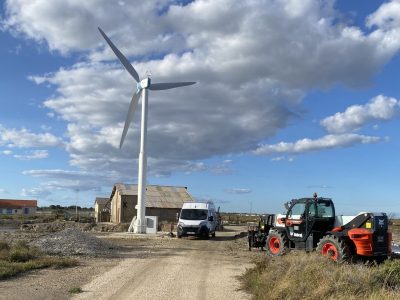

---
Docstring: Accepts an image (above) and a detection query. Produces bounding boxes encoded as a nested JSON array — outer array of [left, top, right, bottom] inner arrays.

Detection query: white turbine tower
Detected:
[[98, 27, 196, 234]]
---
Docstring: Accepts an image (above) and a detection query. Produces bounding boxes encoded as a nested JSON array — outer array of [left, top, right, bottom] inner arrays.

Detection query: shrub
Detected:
[[8, 241, 40, 262], [68, 287, 83, 294], [9, 248, 34, 262], [37, 256, 79, 268]]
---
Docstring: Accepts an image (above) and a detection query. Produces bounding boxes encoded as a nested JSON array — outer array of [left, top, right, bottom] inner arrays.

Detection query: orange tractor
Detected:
[[265, 194, 392, 262]]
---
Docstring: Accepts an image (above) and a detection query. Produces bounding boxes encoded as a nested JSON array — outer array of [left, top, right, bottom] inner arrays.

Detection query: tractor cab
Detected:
[[275, 196, 336, 251]]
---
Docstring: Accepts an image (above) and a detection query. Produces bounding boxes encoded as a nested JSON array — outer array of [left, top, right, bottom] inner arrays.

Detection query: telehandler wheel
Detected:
[[266, 230, 288, 256], [317, 235, 350, 263]]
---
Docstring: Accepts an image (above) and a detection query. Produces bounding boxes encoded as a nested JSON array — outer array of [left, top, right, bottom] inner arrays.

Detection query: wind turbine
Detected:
[[98, 27, 196, 234]]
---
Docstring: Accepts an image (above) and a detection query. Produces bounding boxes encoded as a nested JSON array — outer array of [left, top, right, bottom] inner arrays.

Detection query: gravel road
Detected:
[[74, 227, 252, 300], [0, 226, 257, 300]]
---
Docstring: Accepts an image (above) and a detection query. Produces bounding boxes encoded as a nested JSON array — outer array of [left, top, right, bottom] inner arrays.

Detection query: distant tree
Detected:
[[388, 212, 397, 225]]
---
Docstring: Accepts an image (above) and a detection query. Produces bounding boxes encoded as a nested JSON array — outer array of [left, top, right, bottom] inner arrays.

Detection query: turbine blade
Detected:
[[98, 27, 140, 83], [149, 82, 196, 91], [120, 90, 141, 149]]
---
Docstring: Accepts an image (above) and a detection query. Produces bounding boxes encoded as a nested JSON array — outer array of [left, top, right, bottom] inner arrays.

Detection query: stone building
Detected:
[[106, 183, 194, 224]]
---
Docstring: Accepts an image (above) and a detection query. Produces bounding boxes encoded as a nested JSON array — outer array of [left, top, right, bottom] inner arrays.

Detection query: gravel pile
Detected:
[[21, 221, 94, 233], [30, 228, 115, 256]]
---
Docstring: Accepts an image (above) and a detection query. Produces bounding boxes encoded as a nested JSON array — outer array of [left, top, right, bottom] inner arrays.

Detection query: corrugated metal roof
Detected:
[[111, 183, 194, 209], [0, 199, 37, 209]]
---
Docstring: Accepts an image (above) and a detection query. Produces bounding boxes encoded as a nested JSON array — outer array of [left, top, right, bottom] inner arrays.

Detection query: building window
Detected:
[[7, 208, 12, 214], [24, 208, 29, 214]]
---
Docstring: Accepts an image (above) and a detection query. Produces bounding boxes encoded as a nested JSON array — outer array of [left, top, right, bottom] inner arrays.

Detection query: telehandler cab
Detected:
[[266, 194, 392, 262]]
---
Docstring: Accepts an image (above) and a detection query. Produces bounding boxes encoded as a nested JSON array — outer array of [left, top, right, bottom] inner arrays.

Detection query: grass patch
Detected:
[[242, 252, 400, 300], [68, 287, 83, 294], [0, 241, 78, 280]]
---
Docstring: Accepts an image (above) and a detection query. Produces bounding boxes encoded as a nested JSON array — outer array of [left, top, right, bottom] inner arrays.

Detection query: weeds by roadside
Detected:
[[0, 240, 78, 280], [242, 252, 400, 300], [68, 287, 83, 294]]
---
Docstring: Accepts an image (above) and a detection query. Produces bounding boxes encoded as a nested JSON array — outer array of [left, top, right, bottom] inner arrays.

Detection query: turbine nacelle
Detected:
[[138, 78, 151, 90]]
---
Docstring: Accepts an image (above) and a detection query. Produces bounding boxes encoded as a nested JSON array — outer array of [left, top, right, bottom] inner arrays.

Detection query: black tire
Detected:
[[266, 230, 289, 256], [177, 227, 183, 239], [375, 256, 388, 264], [317, 235, 351, 263], [211, 232, 216, 238]]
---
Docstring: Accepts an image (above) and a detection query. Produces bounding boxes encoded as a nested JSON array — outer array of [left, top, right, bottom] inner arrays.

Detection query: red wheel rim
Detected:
[[321, 242, 338, 260], [269, 236, 280, 254]]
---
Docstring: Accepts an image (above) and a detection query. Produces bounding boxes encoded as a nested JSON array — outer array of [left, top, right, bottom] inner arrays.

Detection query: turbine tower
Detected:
[[98, 27, 196, 233]]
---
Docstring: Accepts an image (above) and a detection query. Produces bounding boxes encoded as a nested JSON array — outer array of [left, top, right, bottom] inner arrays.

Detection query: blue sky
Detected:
[[0, 0, 399, 215]]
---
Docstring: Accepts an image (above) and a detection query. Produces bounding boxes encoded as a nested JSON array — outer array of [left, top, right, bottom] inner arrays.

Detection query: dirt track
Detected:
[[0, 226, 257, 300], [74, 227, 252, 300]]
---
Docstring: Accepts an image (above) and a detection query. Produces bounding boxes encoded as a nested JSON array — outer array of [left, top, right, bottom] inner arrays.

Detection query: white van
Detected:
[[177, 202, 217, 239]]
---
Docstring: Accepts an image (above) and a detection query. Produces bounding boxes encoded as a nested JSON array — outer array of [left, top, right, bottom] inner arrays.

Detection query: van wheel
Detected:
[[212, 232, 216, 238]]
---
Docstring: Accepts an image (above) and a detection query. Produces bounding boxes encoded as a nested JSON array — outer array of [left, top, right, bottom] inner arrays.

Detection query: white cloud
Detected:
[[321, 95, 400, 133], [0, 124, 63, 148], [2, 150, 13, 155], [0, 188, 9, 194], [306, 184, 332, 189], [40, 124, 52, 131], [271, 156, 294, 162], [32, 64, 296, 177], [367, 0, 400, 30], [2, 0, 183, 56], [3, 1, 400, 184], [21, 187, 51, 199], [13, 150, 49, 160], [225, 188, 252, 194], [4, 1, 400, 88], [22, 169, 119, 191], [253, 134, 382, 155]]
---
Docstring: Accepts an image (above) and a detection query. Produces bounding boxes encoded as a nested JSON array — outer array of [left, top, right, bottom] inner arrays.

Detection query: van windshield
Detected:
[[180, 209, 208, 220]]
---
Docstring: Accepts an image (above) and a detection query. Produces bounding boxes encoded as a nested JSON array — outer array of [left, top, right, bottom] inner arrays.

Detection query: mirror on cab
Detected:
[[208, 216, 214, 222]]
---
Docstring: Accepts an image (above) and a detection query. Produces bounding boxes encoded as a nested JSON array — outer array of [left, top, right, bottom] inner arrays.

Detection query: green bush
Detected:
[[68, 287, 83, 294], [0, 238, 79, 280], [8, 241, 40, 262], [9, 248, 34, 262]]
